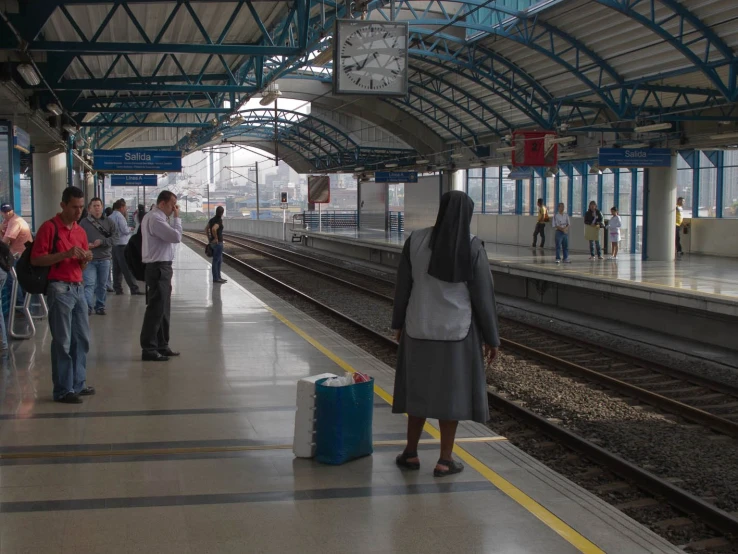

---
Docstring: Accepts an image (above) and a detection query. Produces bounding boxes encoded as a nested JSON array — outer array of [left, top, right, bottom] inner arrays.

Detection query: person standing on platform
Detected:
[[109, 199, 143, 296], [103, 207, 115, 293], [391, 191, 499, 477], [31, 186, 94, 404], [676, 196, 685, 258], [1, 203, 32, 310], [552, 202, 571, 264], [80, 198, 118, 316], [584, 201, 604, 260], [139, 191, 182, 362], [207, 206, 227, 284], [532, 198, 548, 248], [608, 207, 622, 260]]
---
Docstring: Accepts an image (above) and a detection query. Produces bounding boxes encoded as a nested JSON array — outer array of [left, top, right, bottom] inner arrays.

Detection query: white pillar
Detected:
[[452, 169, 465, 191], [33, 152, 68, 228], [644, 154, 677, 261]]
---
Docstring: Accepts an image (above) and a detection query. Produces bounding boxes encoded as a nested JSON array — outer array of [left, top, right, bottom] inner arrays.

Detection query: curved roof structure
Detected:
[[2, 0, 737, 170]]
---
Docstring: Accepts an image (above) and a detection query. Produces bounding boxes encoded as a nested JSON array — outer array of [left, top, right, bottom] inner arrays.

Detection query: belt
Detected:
[[148, 261, 172, 265], [49, 280, 83, 285]]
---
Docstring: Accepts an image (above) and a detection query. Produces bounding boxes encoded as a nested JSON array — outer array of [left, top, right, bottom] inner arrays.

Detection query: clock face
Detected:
[[335, 21, 408, 96]]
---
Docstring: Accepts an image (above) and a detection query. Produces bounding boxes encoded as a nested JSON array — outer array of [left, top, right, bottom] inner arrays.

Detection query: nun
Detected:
[[391, 190, 500, 476]]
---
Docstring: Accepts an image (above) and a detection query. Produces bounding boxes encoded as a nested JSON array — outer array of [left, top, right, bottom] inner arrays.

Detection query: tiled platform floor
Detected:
[[0, 245, 681, 553]]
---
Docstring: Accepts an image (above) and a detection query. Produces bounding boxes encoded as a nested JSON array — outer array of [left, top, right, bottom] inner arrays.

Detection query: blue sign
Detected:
[[111, 174, 158, 187], [13, 126, 30, 154], [375, 171, 418, 183], [598, 148, 672, 168], [93, 149, 182, 172]]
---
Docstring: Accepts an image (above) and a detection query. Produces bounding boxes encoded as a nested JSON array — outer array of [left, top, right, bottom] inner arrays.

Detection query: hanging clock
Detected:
[[333, 20, 409, 96]]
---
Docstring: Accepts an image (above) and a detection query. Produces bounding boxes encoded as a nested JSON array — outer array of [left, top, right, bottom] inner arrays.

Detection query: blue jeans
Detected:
[[211, 243, 224, 281], [555, 230, 569, 261], [589, 240, 601, 257], [47, 282, 89, 399], [0, 268, 7, 350], [83, 259, 111, 312]]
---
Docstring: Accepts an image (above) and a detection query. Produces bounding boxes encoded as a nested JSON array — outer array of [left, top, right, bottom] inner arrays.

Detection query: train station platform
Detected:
[[0, 244, 681, 553], [298, 229, 738, 350]]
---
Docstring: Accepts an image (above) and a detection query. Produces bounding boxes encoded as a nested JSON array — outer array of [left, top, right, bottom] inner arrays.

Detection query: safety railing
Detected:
[[302, 211, 358, 230]]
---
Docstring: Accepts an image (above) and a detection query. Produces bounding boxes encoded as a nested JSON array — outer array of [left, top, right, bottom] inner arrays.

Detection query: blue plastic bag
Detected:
[[314, 377, 374, 465]]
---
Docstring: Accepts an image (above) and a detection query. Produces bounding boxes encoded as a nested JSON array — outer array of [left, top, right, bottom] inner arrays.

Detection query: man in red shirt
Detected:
[[31, 187, 95, 404]]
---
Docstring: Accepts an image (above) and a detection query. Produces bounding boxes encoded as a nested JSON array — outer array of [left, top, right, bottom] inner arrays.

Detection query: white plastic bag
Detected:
[[322, 373, 355, 387]]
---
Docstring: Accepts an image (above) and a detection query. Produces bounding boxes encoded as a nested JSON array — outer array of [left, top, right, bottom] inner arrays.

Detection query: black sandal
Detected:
[[396, 451, 420, 470], [433, 458, 464, 477]]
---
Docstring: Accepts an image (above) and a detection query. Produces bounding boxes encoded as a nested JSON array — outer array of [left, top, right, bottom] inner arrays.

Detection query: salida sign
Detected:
[[93, 149, 182, 173]]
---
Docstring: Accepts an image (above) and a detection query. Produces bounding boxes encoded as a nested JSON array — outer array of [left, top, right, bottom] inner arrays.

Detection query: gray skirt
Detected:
[[392, 322, 489, 423]]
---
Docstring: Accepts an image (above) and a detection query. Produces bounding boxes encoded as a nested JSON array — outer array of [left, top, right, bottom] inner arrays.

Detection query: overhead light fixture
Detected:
[[558, 151, 578, 159], [497, 146, 516, 153], [312, 43, 333, 66], [46, 103, 63, 115], [709, 132, 738, 141], [545, 167, 557, 178], [634, 122, 672, 133], [260, 83, 282, 106], [63, 123, 78, 135], [589, 164, 603, 175], [354, 166, 364, 171], [415, 158, 429, 164], [450, 153, 464, 159], [83, 148, 93, 156], [469, 162, 484, 167], [622, 143, 649, 148], [213, 131, 223, 139], [385, 163, 398, 168], [17, 63, 41, 86], [228, 115, 244, 127], [550, 136, 577, 145]]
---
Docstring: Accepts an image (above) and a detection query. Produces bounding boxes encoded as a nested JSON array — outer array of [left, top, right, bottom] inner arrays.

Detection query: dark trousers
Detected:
[[112, 245, 140, 293], [533, 222, 546, 247], [140, 262, 172, 354], [675, 226, 683, 254]]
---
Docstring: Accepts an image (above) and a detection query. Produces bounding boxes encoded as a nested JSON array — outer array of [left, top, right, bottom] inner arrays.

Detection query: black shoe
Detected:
[[115, 290, 124, 295], [214, 279, 228, 284], [78, 386, 96, 396], [95, 309, 106, 316], [142, 351, 169, 362], [106, 287, 115, 293], [158, 349, 180, 357], [55, 392, 83, 404], [131, 290, 145, 295]]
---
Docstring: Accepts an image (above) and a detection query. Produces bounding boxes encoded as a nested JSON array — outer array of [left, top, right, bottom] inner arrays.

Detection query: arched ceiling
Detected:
[[2, 0, 737, 171]]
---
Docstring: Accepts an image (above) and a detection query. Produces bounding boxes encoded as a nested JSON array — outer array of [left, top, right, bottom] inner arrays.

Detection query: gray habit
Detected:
[[391, 228, 500, 423]]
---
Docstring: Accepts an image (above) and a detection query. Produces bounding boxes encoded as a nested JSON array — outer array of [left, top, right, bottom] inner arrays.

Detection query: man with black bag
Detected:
[[29, 186, 94, 404]]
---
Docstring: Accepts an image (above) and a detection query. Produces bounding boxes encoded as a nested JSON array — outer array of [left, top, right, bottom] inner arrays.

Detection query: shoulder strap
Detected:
[[88, 217, 111, 237]]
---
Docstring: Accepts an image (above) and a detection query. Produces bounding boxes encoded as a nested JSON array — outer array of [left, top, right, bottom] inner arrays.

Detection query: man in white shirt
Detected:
[[551, 202, 571, 264], [109, 199, 143, 296], [139, 191, 182, 362]]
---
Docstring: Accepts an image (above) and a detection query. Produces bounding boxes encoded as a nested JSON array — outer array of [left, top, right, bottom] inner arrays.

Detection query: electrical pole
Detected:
[[255, 161, 260, 220]]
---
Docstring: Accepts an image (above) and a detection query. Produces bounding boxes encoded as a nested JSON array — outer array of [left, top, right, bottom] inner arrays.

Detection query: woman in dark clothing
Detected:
[[391, 191, 500, 477], [584, 200, 604, 259]]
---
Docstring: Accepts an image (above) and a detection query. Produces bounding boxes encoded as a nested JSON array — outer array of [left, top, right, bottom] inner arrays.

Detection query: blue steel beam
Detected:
[[28, 41, 300, 56]]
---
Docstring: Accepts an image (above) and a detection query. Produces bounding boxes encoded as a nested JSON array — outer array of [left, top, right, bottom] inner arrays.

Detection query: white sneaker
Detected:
[[588, 256, 595, 260], [556, 259, 561, 264]]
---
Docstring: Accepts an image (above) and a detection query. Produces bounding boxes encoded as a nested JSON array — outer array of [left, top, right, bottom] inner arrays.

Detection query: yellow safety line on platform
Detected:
[[266, 308, 606, 554], [0, 437, 506, 461]]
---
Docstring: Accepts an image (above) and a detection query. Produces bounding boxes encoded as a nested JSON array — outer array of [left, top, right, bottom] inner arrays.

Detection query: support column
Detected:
[[644, 154, 678, 261], [33, 152, 68, 229]]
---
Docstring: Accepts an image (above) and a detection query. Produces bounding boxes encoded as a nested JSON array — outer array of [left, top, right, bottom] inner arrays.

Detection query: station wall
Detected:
[[404, 175, 442, 232]]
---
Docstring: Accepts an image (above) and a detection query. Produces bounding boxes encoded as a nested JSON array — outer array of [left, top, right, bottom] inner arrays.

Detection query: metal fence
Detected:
[[388, 211, 404, 234], [303, 210, 358, 230]]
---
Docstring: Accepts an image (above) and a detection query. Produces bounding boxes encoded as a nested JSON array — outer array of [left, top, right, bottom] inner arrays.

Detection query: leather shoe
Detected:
[[158, 349, 180, 357], [78, 386, 96, 396], [55, 392, 83, 404], [142, 351, 169, 362], [131, 290, 145, 295]]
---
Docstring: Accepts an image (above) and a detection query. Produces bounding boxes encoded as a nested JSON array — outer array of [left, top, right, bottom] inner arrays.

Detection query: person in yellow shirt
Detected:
[[532, 198, 548, 248], [675, 196, 684, 258]]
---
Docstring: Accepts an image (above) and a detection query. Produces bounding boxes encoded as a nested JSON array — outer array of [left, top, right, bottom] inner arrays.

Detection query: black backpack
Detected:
[[15, 220, 59, 295], [0, 241, 13, 272], [124, 227, 146, 281]]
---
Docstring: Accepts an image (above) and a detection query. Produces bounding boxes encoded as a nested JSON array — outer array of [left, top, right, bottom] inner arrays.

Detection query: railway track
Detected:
[[183, 232, 738, 549], [191, 231, 738, 439]]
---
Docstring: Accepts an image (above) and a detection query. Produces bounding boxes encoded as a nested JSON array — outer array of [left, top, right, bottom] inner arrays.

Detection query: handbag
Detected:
[[205, 243, 213, 257]]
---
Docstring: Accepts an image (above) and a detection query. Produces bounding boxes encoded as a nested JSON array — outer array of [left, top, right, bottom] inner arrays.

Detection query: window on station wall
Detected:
[[0, 133, 10, 204], [724, 150, 738, 217], [571, 167, 582, 215], [467, 168, 483, 212], [545, 176, 555, 214], [521, 179, 531, 214], [485, 166, 500, 213], [558, 169, 569, 210], [698, 151, 717, 217], [501, 166, 516, 214], [618, 170, 633, 253], [586, 172, 598, 210], [532, 174, 543, 215], [635, 170, 644, 253], [676, 153, 694, 218], [602, 169, 615, 214]]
